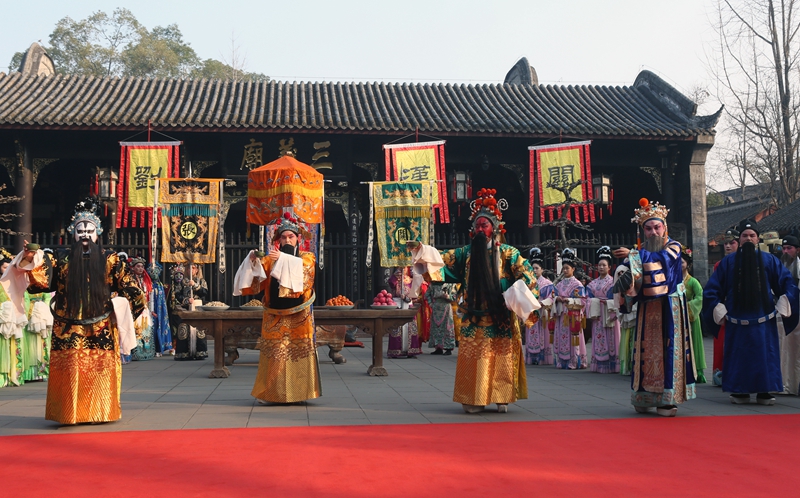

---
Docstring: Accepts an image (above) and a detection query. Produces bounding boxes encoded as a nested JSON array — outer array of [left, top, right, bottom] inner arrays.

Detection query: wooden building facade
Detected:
[[0, 47, 720, 303]]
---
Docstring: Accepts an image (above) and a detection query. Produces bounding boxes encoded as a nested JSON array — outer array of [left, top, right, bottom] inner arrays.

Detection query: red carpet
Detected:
[[2, 414, 799, 497]]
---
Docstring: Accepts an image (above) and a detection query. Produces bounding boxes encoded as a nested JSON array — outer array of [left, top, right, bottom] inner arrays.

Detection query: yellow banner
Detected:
[[540, 148, 583, 206], [128, 148, 170, 208], [395, 148, 439, 205]]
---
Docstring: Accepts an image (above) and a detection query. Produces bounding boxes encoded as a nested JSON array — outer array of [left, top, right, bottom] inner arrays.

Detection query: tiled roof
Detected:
[[0, 71, 720, 137], [757, 197, 800, 233], [707, 199, 773, 242]]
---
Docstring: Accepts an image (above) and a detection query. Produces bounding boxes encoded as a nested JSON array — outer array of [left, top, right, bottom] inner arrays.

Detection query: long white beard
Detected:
[[643, 234, 667, 253]]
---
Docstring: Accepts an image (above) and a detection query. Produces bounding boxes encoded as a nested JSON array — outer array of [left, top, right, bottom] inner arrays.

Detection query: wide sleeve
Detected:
[[768, 254, 799, 332], [685, 277, 703, 323], [109, 254, 147, 320], [569, 283, 587, 313], [509, 248, 539, 299], [26, 253, 56, 294], [194, 277, 209, 300], [301, 252, 316, 296], [440, 246, 467, 285]]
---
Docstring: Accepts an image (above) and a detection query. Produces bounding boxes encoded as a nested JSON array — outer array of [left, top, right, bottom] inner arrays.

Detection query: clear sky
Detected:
[[2, 0, 728, 183]]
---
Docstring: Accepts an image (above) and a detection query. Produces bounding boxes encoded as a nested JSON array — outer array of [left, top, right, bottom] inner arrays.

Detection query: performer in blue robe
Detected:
[[613, 198, 696, 417], [702, 218, 799, 404], [148, 263, 173, 356]]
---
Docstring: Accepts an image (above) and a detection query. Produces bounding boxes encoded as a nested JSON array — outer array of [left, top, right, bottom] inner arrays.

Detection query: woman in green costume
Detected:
[[682, 246, 706, 383], [20, 290, 52, 382]]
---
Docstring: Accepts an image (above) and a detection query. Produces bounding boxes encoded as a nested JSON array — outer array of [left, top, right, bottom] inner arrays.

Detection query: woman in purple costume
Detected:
[[585, 246, 621, 373]]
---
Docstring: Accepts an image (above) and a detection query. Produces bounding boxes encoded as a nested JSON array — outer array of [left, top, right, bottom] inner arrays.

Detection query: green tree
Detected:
[[48, 8, 141, 77], [191, 59, 269, 82], [6, 8, 268, 82], [706, 192, 724, 208], [121, 24, 199, 78]]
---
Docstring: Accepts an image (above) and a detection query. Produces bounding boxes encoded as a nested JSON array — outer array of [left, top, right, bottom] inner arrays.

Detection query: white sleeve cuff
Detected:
[[713, 303, 727, 325], [777, 295, 791, 317]]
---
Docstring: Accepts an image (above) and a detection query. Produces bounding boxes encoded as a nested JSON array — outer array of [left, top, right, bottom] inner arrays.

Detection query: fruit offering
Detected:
[[372, 289, 397, 306], [326, 295, 353, 306]]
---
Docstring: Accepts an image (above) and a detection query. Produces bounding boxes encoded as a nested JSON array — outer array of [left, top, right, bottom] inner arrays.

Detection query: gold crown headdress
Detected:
[[631, 197, 669, 227]]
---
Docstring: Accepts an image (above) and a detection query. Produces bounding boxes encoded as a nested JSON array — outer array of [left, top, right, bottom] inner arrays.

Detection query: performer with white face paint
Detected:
[[9, 198, 147, 425]]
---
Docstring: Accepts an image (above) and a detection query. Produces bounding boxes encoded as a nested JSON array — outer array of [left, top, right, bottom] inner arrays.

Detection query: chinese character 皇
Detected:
[[402, 165, 430, 181], [134, 166, 163, 190], [240, 138, 264, 171]]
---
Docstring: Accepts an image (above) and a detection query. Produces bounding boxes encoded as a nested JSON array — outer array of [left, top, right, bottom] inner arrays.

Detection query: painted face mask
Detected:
[[74, 221, 98, 243], [473, 216, 494, 239]]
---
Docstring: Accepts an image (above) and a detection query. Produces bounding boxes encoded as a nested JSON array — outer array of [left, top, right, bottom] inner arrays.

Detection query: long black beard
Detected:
[[280, 243, 298, 256], [733, 242, 770, 313], [467, 233, 507, 327], [643, 234, 667, 253], [65, 240, 110, 318]]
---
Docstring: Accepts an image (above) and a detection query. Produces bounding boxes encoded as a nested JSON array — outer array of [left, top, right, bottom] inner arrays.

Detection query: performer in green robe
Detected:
[[681, 246, 706, 383]]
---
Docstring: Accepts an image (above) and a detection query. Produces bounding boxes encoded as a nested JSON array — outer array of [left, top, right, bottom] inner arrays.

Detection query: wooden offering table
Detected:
[[175, 307, 419, 378]]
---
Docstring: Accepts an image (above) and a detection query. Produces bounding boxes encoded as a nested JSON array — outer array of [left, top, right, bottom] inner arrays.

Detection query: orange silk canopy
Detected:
[[246, 155, 324, 225]]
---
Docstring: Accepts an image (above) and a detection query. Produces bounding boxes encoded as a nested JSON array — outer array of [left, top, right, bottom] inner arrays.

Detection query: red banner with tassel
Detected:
[[117, 141, 180, 228], [528, 141, 594, 226]]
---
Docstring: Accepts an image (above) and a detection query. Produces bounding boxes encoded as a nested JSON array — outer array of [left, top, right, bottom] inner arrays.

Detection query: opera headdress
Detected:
[[596, 245, 613, 263], [631, 197, 669, 228], [273, 211, 301, 240], [66, 197, 104, 236], [529, 247, 544, 266], [469, 188, 508, 235], [561, 247, 577, 268]]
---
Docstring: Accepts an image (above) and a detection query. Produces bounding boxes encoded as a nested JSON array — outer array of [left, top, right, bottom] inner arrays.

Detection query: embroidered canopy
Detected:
[[246, 155, 324, 225]]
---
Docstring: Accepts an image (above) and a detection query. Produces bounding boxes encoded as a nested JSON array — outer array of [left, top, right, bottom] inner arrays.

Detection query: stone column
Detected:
[[13, 138, 33, 252], [688, 135, 715, 284]]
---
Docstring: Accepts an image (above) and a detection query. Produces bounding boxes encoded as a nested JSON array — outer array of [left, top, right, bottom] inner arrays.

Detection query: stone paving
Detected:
[[1, 336, 798, 436]]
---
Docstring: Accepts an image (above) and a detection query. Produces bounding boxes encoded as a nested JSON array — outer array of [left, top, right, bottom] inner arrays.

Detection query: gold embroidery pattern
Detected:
[[46, 348, 121, 424], [641, 303, 665, 392], [257, 337, 317, 362]]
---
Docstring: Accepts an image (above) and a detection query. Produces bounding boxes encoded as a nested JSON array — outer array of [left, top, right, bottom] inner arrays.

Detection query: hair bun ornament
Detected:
[[639, 198, 649, 207]]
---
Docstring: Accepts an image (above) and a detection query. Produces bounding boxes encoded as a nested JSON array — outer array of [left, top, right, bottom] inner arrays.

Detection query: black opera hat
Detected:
[[782, 235, 800, 248], [737, 218, 759, 237]]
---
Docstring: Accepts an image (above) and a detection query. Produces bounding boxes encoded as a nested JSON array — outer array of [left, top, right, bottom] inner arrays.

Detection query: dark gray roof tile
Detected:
[[0, 73, 717, 136]]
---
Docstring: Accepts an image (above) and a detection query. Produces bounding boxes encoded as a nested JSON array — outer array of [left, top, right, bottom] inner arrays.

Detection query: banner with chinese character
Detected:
[[528, 141, 594, 225], [159, 178, 223, 264], [118, 141, 180, 228], [367, 182, 432, 268], [383, 141, 449, 224]]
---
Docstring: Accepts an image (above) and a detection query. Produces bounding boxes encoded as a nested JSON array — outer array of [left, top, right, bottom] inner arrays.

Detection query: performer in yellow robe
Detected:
[[235, 213, 321, 404], [12, 199, 145, 424], [410, 188, 539, 413]]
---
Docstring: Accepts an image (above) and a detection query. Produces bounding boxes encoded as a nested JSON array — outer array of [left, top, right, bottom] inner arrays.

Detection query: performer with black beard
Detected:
[[11, 199, 146, 424], [613, 198, 696, 417], [234, 212, 320, 404], [409, 188, 539, 414], [703, 219, 799, 405]]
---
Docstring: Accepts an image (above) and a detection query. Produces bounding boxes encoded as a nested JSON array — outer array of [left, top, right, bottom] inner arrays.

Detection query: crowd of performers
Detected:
[[4, 189, 800, 424]]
